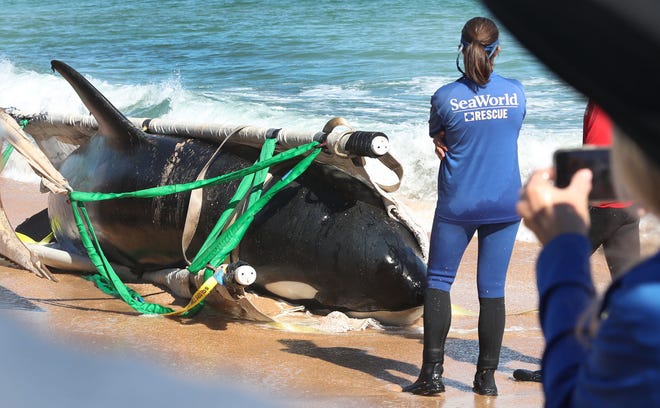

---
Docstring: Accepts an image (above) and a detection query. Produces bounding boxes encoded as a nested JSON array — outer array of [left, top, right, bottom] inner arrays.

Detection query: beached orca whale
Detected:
[[39, 60, 426, 324]]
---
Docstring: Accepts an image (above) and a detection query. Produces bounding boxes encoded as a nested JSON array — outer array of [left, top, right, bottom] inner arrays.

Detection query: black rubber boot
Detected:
[[473, 368, 498, 396], [513, 369, 542, 382], [473, 297, 505, 396], [402, 361, 445, 395], [403, 288, 451, 395]]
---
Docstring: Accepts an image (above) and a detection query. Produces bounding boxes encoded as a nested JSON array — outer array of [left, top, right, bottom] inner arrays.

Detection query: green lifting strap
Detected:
[[70, 140, 322, 316], [0, 119, 27, 171], [0, 145, 13, 172], [72, 200, 175, 314], [190, 143, 322, 274], [69, 141, 319, 202], [190, 137, 277, 276]]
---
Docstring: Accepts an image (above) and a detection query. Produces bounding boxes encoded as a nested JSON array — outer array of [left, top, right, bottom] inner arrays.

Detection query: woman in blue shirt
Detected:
[[404, 17, 526, 397]]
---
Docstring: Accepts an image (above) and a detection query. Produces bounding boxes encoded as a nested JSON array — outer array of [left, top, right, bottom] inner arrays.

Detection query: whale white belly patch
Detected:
[[264, 281, 318, 300]]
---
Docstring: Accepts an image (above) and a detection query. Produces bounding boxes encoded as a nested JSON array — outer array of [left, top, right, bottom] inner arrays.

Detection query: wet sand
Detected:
[[0, 177, 614, 407]]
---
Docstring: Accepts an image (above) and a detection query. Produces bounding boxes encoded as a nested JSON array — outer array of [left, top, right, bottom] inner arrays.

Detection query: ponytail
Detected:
[[458, 17, 500, 86]]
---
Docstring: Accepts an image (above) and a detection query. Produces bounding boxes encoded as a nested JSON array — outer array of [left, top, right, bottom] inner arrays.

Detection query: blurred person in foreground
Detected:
[[516, 122, 660, 407], [483, 0, 660, 406]]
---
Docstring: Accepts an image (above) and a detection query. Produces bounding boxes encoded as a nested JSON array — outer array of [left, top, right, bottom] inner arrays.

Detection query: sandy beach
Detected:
[[0, 177, 614, 407]]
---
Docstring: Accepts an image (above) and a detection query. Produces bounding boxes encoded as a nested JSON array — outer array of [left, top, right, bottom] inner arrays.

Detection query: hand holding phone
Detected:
[[553, 147, 616, 203]]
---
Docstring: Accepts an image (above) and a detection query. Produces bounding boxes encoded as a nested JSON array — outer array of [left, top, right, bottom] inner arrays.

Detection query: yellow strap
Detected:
[[16, 231, 54, 245], [161, 267, 224, 316]]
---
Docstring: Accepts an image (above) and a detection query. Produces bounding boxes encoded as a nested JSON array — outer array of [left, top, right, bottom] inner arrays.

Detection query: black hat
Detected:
[[482, 0, 660, 163]]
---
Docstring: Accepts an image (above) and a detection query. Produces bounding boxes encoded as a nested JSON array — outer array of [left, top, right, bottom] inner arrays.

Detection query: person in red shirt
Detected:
[[582, 100, 640, 278], [513, 100, 641, 383]]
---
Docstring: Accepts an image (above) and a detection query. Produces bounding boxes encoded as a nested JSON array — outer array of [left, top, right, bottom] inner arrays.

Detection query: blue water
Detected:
[[0, 0, 586, 231]]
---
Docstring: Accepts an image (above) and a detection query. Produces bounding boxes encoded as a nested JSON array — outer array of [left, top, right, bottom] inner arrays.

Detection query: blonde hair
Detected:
[[612, 128, 660, 215]]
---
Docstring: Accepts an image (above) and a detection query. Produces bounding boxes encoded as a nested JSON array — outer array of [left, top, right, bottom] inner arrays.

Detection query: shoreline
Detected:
[[0, 176, 614, 407]]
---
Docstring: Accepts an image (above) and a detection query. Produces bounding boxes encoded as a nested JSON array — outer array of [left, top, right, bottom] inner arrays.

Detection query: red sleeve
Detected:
[[583, 100, 631, 208], [583, 100, 612, 146]]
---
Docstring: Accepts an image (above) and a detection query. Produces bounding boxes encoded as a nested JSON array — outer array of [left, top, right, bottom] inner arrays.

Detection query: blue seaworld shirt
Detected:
[[429, 73, 526, 223]]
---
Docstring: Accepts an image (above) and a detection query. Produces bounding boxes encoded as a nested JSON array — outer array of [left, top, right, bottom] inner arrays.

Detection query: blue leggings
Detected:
[[427, 219, 520, 298]]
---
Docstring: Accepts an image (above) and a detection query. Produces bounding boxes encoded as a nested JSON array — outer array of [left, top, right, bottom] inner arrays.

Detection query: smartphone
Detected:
[[553, 147, 616, 202]]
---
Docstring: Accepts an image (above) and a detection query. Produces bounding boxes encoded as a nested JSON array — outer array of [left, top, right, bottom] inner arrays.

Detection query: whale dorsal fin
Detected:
[[50, 60, 144, 148]]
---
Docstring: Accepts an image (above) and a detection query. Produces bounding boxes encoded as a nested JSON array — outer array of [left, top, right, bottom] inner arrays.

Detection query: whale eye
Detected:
[[320, 214, 330, 225]]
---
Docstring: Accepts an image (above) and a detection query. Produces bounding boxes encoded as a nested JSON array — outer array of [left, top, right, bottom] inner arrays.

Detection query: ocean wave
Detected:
[[0, 55, 589, 244], [0, 58, 584, 199], [0, 59, 184, 118]]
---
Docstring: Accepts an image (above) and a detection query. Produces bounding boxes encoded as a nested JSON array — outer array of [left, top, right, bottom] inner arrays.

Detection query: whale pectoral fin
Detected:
[[211, 285, 274, 322], [236, 295, 275, 322], [186, 271, 274, 322]]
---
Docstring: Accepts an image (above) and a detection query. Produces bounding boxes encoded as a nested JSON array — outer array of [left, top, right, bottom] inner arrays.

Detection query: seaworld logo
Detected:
[[450, 93, 520, 123]]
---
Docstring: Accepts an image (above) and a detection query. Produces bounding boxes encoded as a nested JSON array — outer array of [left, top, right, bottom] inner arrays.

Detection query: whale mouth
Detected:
[[347, 306, 423, 327]]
